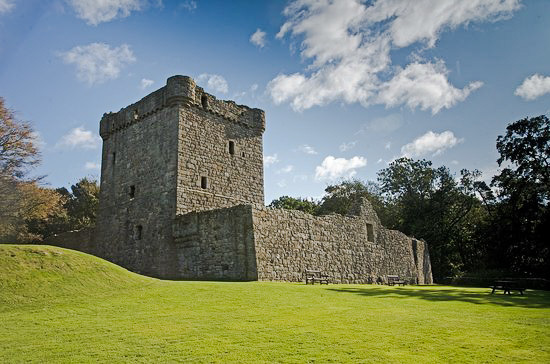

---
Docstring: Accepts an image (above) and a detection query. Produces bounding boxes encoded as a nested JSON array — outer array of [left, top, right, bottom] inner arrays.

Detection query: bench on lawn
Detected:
[[490, 280, 525, 295], [305, 270, 329, 285], [387, 275, 406, 286]]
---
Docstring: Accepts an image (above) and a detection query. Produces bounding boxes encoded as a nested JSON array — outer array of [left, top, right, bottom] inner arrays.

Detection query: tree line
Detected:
[[1, 97, 548, 281], [0, 97, 99, 243]]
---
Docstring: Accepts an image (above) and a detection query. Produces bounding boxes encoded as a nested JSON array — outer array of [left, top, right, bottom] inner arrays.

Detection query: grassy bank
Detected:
[[1, 245, 549, 363]]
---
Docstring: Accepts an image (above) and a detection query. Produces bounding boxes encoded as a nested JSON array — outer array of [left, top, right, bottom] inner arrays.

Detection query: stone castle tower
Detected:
[[94, 75, 265, 277], [52, 75, 432, 284]]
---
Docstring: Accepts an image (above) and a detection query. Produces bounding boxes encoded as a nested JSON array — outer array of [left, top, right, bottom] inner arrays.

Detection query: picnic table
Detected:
[[490, 280, 525, 295], [305, 270, 329, 285], [387, 275, 406, 286]]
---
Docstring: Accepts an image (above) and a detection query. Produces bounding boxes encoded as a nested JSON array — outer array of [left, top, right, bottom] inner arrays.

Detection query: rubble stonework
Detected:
[[63, 75, 432, 283]]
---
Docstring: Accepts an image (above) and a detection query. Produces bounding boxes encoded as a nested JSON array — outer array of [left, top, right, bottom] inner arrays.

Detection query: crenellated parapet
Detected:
[[99, 75, 265, 140]]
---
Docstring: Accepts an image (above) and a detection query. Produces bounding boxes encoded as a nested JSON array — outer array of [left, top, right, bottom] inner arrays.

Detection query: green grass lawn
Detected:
[[1, 245, 549, 363]]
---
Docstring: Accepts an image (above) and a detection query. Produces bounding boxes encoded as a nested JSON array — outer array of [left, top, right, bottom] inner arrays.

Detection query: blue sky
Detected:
[[0, 0, 549, 204]]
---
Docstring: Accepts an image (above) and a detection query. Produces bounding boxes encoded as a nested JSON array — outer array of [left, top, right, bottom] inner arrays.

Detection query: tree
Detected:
[[315, 179, 386, 219], [0, 97, 39, 178], [268, 195, 319, 215], [488, 115, 549, 277], [59, 177, 100, 230], [0, 97, 65, 242], [377, 158, 484, 280]]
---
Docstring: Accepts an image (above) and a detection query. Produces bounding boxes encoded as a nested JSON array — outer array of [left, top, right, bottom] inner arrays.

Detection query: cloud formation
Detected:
[[0, 0, 15, 14], [59, 43, 136, 85], [197, 73, 229, 94], [67, 0, 144, 25], [85, 162, 101, 170], [250, 29, 267, 48], [315, 155, 367, 181], [298, 144, 317, 155], [263, 154, 279, 166], [140, 78, 154, 89], [269, 0, 519, 113], [515, 74, 550, 100], [277, 165, 294, 174], [339, 141, 357, 152], [57, 126, 101, 149], [401, 130, 462, 158]]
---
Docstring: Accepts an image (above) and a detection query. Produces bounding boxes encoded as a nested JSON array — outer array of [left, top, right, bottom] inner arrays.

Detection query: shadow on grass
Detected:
[[326, 286, 550, 309]]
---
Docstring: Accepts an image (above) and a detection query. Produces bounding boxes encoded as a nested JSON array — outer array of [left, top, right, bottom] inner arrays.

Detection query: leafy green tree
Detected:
[[268, 195, 319, 215], [315, 179, 386, 219], [377, 158, 484, 280], [488, 115, 549, 277]]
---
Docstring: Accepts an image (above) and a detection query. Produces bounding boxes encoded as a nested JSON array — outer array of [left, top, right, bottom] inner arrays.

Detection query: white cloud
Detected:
[[377, 61, 483, 114], [0, 0, 15, 14], [315, 155, 367, 181], [514, 74, 550, 101], [277, 179, 287, 188], [277, 165, 294, 174], [359, 113, 403, 134], [85, 162, 101, 170], [270, 0, 519, 113], [400, 130, 462, 158], [57, 126, 101, 149], [250, 28, 267, 48], [59, 43, 136, 85], [384, 142, 391, 150], [180, 0, 196, 12], [197, 73, 229, 94], [30, 131, 46, 151], [140, 78, 154, 89], [298, 144, 317, 155], [250, 84, 258, 92], [339, 141, 356, 152], [263, 153, 279, 166], [67, 0, 144, 25]]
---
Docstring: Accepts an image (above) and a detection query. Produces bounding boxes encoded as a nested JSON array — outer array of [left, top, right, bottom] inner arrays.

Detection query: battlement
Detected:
[[99, 75, 265, 140]]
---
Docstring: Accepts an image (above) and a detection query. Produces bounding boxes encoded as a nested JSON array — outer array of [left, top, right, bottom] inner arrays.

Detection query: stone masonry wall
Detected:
[[176, 95, 265, 215], [95, 105, 180, 278], [173, 205, 257, 280], [252, 199, 433, 284]]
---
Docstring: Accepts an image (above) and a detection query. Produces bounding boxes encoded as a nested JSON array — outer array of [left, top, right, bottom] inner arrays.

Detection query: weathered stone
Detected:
[[48, 75, 432, 284]]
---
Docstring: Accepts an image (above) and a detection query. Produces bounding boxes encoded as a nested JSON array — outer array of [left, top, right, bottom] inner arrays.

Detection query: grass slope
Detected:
[[1, 244, 549, 363]]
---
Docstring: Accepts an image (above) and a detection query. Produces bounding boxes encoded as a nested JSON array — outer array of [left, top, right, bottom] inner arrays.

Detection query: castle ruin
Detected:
[[51, 75, 433, 284]]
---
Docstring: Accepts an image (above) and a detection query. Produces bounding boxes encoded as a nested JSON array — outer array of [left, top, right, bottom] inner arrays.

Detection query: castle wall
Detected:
[[176, 97, 265, 215], [252, 206, 432, 284], [173, 205, 257, 280], [169, 201, 433, 284], [95, 106, 180, 278]]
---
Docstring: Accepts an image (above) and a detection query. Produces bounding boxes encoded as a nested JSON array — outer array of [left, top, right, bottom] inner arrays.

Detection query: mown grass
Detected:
[[1, 244, 549, 363]]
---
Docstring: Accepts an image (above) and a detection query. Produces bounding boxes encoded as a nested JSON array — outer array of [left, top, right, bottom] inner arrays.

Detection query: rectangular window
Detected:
[[135, 225, 143, 240], [129, 185, 135, 198], [112, 152, 116, 165], [201, 176, 208, 189], [229, 141, 235, 155], [366, 223, 374, 242]]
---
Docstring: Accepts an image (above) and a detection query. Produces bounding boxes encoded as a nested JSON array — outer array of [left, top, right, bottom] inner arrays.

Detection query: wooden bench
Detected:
[[305, 270, 329, 285], [387, 275, 406, 286], [490, 280, 525, 295]]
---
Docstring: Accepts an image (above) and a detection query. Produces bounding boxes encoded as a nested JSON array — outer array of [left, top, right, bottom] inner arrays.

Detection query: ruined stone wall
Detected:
[[173, 205, 257, 280], [44, 228, 94, 253], [252, 200, 433, 284], [176, 90, 265, 215]]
